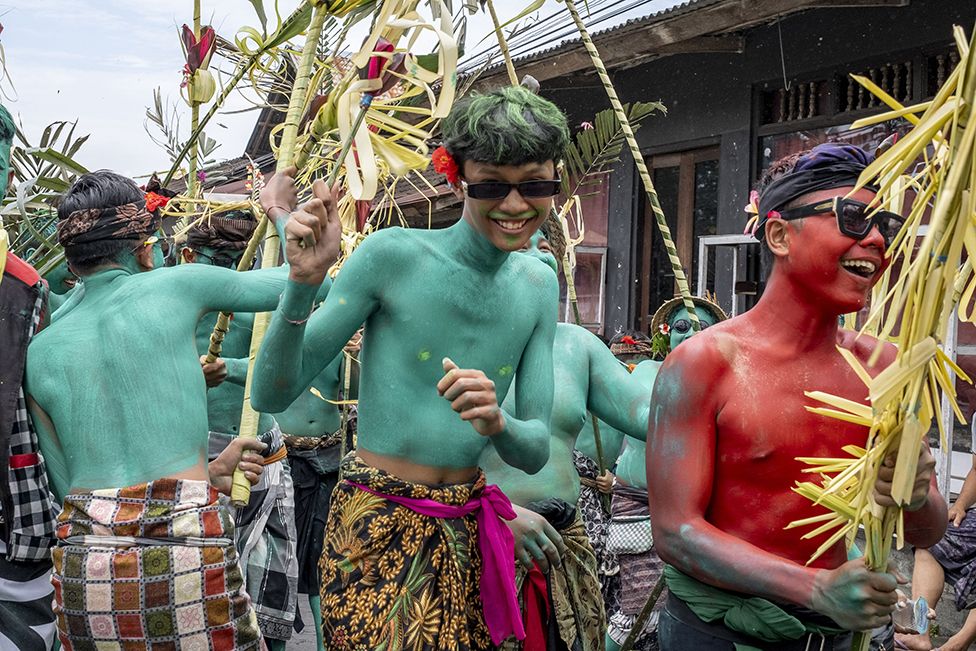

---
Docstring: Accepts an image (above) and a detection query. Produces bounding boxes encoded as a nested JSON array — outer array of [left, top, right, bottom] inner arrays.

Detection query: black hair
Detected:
[[59, 170, 145, 274], [755, 151, 806, 280]]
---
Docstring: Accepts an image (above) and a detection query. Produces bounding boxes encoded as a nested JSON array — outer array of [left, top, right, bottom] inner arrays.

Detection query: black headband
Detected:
[[754, 144, 876, 241]]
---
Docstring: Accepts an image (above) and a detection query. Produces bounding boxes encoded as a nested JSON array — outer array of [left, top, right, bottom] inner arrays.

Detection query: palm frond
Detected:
[[561, 101, 665, 198]]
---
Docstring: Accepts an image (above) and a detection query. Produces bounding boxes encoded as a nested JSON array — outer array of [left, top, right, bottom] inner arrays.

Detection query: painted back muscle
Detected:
[[28, 272, 211, 491]]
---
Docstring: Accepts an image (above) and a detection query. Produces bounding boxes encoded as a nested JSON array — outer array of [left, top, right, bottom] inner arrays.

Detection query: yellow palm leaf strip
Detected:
[[783, 512, 842, 530], [799, 515, 854, 541], [805, 391, 873, 420], [848, 74, 919, 125], [850, 100, 934, 130], [891, 414, 926, 506], [836, 345, 874, 389], [807, 521, 858, 566], [804, 407, 872, 428], [869, 337, 937, 407]]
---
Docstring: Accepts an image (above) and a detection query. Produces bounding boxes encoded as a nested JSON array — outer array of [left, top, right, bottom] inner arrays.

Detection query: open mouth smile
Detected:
[[840, 259, 878, 279], [492, 218, 531, 233]]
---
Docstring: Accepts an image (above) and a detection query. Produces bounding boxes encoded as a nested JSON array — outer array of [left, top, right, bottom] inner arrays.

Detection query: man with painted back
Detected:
[[24, 169, 340, 649]]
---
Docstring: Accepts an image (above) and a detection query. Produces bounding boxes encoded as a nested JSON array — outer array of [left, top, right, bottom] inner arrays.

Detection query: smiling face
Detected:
[[768, 186, 889, 314], [459, 159, 556, 252]]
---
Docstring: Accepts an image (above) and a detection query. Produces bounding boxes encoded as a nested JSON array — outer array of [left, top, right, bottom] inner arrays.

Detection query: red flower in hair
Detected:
[[145, 192, 169, 213], [621, 335, 638, 345], [432, 146, 460, 186]]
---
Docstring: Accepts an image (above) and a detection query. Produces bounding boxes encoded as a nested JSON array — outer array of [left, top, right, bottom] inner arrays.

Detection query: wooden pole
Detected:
[[486, 0, 518, 86], [231, 1, 329, 505]]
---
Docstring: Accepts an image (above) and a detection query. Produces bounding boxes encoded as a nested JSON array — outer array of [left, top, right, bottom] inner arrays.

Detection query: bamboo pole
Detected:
[[562, 0, 699, 329], [187, 0, 203, 201], [486, 0, 518, 86], [231, 1, 329, 505]]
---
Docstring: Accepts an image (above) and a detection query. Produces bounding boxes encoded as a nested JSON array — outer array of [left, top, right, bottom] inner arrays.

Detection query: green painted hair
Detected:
[[441, 86, 569, 172]]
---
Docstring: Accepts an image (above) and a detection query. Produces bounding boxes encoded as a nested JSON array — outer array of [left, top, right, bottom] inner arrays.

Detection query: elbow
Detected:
[[250, 379, 294, 413], [517, 436, 550, 475], [651, 519, 684, 567]]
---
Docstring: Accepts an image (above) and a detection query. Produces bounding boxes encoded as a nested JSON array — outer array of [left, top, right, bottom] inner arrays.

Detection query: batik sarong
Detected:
[[573, 449, 619, 614], [320, 455, 513, 650], [499, 498, 606, 651], [51, 478, 262, 650], [929, 506, 976, 610], [607, 483, 665, 651], [209, 425, 298, 641]]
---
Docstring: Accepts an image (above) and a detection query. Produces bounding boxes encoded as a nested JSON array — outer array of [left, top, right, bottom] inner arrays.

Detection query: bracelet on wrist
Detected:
[[278, 292, 313, 326]]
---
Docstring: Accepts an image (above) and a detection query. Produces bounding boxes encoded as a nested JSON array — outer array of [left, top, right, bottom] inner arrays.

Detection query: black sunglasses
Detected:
[[195, 250, 250, 270], [777, 197, 904, 249], [461, 179, 562, 200], [671, 319, 710, 335]]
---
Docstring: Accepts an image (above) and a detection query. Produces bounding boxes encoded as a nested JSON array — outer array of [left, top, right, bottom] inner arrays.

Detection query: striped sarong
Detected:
[[210, 426, 298, 641], [51, 478, 262, 650], [0, 539, 56, 650]]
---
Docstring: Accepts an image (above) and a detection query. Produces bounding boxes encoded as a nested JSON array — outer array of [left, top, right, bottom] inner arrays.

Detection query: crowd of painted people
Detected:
[[1, 81, 975, 651]]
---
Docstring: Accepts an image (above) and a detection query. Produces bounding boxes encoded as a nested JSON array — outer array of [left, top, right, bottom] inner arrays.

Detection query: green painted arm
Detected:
[[584, 331, 659, 441], [223, 357, 250, 386], [251, 233, 383, 412], [489, 296, 557, 473]]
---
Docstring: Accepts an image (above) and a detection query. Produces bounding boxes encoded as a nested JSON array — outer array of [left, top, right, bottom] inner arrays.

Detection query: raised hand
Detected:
[[437, 357, 506, 436], [260, 165, 299, 220], [283, 179, 341, 286]]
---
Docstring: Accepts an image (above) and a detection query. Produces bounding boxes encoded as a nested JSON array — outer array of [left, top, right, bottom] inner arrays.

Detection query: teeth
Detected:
[[841, 259, 877, 274], [495, 219, 528, 232]]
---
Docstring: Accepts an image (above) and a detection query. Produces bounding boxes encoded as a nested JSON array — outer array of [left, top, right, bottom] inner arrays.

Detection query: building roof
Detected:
[[466, 0, 908, 85]]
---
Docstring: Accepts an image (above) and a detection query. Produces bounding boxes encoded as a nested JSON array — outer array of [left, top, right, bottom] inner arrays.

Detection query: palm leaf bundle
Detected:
[[786, 25, 976, 651]]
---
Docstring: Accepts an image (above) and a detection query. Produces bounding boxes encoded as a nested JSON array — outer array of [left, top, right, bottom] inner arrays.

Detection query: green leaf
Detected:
[[561, 100, 665, 198], [26, 147, 89, 177], [248, 0, 269, 31]]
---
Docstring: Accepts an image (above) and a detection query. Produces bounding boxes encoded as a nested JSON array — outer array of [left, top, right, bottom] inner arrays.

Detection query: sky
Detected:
[[0, 0, 680, 179]]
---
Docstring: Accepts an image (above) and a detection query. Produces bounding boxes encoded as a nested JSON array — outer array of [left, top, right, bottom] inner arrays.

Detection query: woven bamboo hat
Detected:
[[650, 293, 729, 335]]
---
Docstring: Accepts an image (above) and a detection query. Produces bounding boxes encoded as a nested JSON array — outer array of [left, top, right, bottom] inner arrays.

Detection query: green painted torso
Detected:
[[271, 351, 343, 436], [28, 268, 215, 496], [352, 225, 555, 468]]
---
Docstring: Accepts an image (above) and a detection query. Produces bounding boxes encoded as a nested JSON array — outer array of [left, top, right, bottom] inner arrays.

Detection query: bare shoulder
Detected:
[[837, 328, 897, 372], [670, 319, 738, 372], [508, 254, 559, 295]]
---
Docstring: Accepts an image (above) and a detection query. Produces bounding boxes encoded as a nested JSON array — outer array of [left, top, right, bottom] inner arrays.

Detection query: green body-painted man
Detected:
[[181, 208, 302, 649], [480, 228, 653, 651], [24, 170, 340, 649], [251, 86, 567, 650], [605, 299, 725, 651]]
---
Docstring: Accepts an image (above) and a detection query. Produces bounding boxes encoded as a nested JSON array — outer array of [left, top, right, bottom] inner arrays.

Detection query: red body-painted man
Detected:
[[647, 143, 948, 650]]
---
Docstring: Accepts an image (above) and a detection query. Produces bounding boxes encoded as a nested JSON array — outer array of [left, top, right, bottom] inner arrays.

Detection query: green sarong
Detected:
[[663, 565, 845, 651]]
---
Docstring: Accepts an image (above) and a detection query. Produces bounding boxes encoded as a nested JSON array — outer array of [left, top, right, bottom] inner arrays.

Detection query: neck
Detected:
[[749, 270, 842, 354], [79, 265, 133, 292], [449, 216, 509, 271]]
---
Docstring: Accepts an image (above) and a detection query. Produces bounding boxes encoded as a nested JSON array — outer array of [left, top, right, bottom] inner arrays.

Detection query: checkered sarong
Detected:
[[51, 478, 262, 650]]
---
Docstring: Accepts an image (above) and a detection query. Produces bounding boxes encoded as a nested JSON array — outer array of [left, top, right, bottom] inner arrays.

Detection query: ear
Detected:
[[450, 181, 463, 201], [181, 247, 196, 263], [135, 243, 155, 271], [764, 219, 792, 261]]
